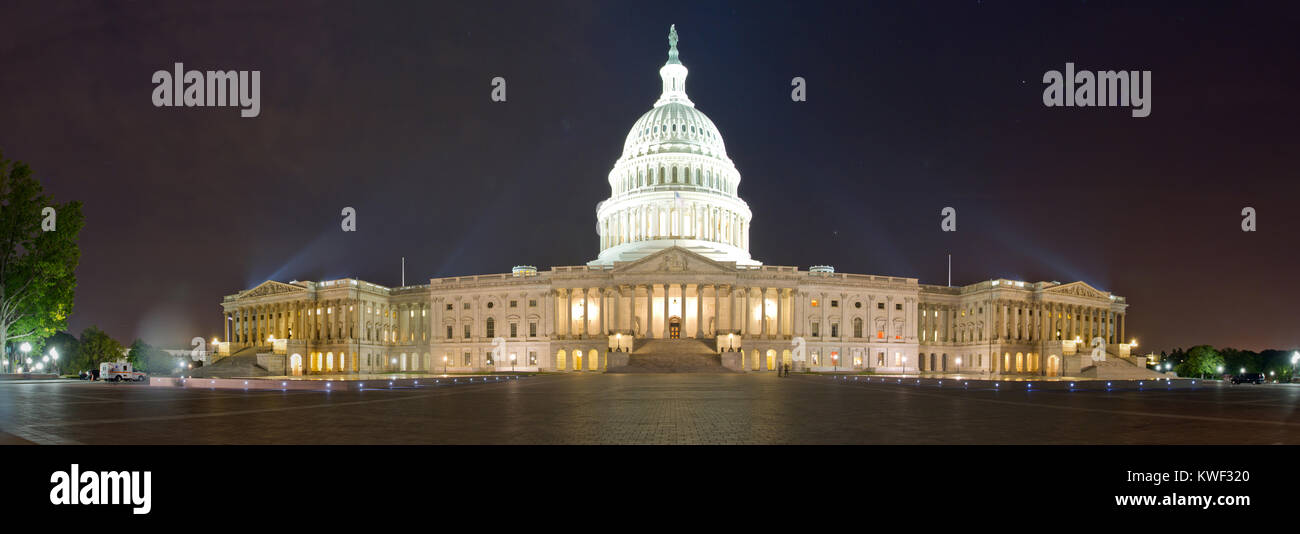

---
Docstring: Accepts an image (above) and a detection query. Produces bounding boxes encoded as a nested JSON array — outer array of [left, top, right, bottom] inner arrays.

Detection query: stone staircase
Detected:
[[189, 346, 273, 378], [606, 338, 735, 373], [1079, 357, 1166, 379]]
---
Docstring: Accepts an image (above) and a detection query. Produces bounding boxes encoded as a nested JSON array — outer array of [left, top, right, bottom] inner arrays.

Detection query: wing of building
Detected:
[[214, 26, 1139, 378]]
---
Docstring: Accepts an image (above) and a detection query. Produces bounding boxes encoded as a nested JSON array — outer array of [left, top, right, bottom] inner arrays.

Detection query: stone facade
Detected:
[[214, 26, 1132, 377]]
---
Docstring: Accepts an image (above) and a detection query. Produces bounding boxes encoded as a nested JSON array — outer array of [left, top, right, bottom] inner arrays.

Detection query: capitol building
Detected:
[[209, 27, 1144, 379]]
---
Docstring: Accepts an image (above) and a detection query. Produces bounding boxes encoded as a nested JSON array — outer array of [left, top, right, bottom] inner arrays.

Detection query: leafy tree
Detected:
[[0, 151, 83, 371], [1176, 345, 1224, 378], [71, 326, 124, 373], [127, 338, 179, 374]]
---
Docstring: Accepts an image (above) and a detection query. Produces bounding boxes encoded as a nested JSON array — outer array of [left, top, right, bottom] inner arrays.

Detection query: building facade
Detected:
[[215, 26, 1134, 377]]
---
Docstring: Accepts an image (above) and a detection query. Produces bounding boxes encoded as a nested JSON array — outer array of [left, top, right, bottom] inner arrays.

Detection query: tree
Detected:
[[127, 339, 178, 374], [0, 150, 83, 371], [72, 326, 124, 372], [1176, 345, 1224, 378]]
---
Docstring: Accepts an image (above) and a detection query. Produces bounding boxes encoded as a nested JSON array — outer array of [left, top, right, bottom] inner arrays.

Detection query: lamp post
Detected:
[[510, 353, 516, 372], [1291, 352, 1299, 382], [49, 347, 59, 376], [19, 342, 31, 374], [442, 356, 447, 375]]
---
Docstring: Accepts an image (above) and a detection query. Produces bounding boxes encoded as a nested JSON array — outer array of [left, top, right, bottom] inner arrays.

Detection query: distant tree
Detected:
[[45, 330, 78, 375], [72, 326, 124, 372], [1176, 345, 1224, 378], [0, 151, 83, 371], [127, 339, 177, 374]]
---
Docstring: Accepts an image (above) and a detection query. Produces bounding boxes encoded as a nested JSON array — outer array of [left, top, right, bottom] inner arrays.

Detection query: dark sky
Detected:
[[1, 1, 1297, 353]]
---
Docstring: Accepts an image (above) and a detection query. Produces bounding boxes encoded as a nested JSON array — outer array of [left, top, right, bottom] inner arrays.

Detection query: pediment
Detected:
[[611, 247, 738, 275], [238, 280, 308, 299], [1046, 281, 1108, 299]]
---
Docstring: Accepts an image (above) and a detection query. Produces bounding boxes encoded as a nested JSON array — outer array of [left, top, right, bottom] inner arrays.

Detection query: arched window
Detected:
[[853, 317, 863, 338]]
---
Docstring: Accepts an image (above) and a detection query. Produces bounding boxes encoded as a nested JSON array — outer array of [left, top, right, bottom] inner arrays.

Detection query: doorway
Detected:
[[669, 317, 681, 339]]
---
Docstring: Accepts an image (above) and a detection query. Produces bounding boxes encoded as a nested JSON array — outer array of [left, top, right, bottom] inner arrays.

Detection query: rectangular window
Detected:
[[831, 324, 839, 337], [810, 323, 820, 337], [463, 324, 471, 339], [463, 303, 470, 310], [485, 351, 494, 365], [510, 300, 518, 308], [877, 331, 884, 339], [510, 323, 518, 338], [486, 321, 495, 338], [445, 304, 452, 311], [529, 351, 537, 365], [854, 322, 863, 338], [463, 352, 471, 366], [529, 322, 537, 337], [831, 300, 839, 307], [895, 303, 903, 311], [877, 302, 885, 309], [446, 325, 453, 339], [529, 299, 537, 307]]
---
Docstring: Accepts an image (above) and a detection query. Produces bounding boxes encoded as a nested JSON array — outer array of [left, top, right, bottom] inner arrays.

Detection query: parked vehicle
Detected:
[[79, 369, 100, 380], [99, 362, 147, 382], [1231, 372, 1265, 385]]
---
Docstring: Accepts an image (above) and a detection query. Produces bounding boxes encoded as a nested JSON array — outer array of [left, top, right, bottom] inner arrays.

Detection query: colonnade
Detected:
[[224, 299, 431, 346], [599, 202, 748, 252], [548, 284, 794, 340], [915, 301, 1127, 345]]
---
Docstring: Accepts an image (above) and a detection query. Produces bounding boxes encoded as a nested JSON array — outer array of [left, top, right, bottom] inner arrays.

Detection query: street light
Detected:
[[19, 342, 31, 373], [510, 353, 516, 372], [442, 356, 447, 374]]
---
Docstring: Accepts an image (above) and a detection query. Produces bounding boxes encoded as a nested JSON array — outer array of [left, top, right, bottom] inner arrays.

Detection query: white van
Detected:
[[100, 362, 148, 382]]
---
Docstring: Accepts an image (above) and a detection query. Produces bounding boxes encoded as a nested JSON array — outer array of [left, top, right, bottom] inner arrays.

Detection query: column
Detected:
[[729, 286, 737, 333], [713, 284, 721, 336], [1120, 313, 1126, 345], [662, 283, 669, 338], [777, 288, 785, 338], [644, 284, 653, 338], [760, 288, 768, 338], [599, 288, 607, 336], [696, 284, 704, 338], [743, 287, 751, 335], [581, 287, 589, 338]]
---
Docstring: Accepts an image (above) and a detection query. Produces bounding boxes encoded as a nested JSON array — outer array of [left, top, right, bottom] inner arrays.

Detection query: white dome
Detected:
[[621, 103, 728, 160], [590, 25, 758, 267]]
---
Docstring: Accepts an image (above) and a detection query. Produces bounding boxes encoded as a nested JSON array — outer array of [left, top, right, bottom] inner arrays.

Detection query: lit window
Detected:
[[810, 299, 819, 307]]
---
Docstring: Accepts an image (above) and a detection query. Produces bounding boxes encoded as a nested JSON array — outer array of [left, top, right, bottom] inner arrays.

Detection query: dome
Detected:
[[589, 25, 758, 267], [620, 103, 728, 160]]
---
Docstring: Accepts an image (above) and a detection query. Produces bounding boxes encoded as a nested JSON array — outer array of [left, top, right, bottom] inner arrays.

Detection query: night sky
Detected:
[[1, 1, 1297, 353]]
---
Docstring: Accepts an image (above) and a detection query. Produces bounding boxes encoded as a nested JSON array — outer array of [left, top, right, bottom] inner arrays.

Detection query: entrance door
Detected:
[[669, 318, 681, 339]]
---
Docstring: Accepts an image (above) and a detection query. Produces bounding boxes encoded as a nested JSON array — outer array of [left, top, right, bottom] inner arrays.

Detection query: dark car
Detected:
[[79, 369, 100, 381], [1232, 373, 1265, 384]]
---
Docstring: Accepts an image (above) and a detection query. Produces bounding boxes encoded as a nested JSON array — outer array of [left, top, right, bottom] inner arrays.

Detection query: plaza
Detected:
[[3, 374, 1298, 445]]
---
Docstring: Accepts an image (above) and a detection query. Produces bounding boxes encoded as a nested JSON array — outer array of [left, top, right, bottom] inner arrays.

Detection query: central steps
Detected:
[[606, 338, 735, 373]]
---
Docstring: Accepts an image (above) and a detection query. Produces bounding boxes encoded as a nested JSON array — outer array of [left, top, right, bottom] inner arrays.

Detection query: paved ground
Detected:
[[0, 374, 1297, 444]]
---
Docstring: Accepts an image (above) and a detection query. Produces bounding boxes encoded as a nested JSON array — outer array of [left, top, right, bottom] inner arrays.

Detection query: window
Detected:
[[895, 303, 902, 311], [485, 351, 494, 365], [446, 325, 453, 339], [463, 352, 471, 366], [831, 323, 840, 337], [811, 322, 820, 337], [529, 322, 537, 337], [487, 302, 494, 309], [510, 300, 517, 308], [855, 302, 862, 309], [810, 299, 819, 307], [463, 303, 470, 310], [831, 300, 839, 308], [485, 318, 495, 338], [877, 302, 885, 310], [463, 324, 471, 339], [529, 351, 537, 365], [853, 318, 863, 338], [446, 304, 452, 310], [529, 299, 537, 307], [509, 323, 518, 338], [877, 331, 884, 339]]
